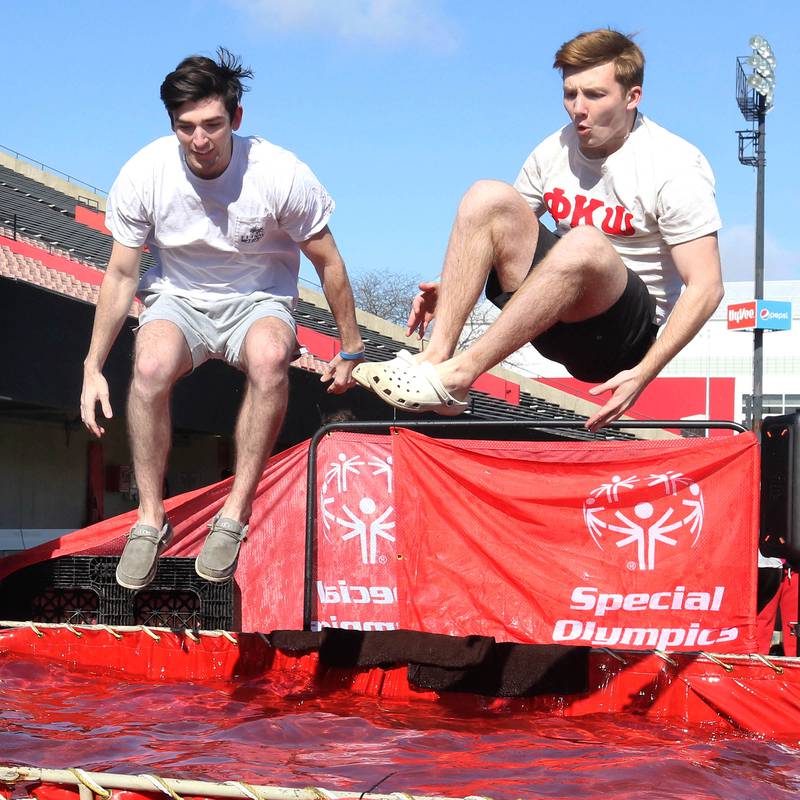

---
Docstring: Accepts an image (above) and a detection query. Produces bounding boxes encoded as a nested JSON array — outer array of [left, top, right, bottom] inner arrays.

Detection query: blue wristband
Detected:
[[339, 349, 365, 361]]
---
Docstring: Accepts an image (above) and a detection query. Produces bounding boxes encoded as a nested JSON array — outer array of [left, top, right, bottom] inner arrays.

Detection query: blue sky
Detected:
[[4, 0, 797, 287]]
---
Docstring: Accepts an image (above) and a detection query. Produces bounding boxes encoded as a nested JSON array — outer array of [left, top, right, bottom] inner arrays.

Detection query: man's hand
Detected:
[[81, 368, 113, 437], [406, 281, 439, 339], [585, 367, 651, 432], [321, 354, 362, 394]]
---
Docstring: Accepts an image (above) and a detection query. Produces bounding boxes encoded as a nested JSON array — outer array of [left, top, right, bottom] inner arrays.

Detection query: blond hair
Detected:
[[553, 29, 644, 90]]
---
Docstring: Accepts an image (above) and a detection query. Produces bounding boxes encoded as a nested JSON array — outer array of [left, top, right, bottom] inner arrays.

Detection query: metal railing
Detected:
[[0, 144, 107, 197], [302, 418, 748, 629]]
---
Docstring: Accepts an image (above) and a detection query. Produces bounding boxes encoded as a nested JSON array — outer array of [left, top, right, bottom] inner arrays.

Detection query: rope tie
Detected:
[[28, 621, 44, 638], [65, 624, 83, 638], [752, 652, 784, 674], [68, 768, 111, 799], [220, 630, 238, 644], [140, 625, 161, 642], [141, 774, 183, 800], [653, 649, 679, 667], [102, 625, 123, 640], [305, 788, 334, 800], [184, 629, 200, 643], [224, 781, 263, 800], [700, 652, 734, 672], [600, 648, 628, 665]]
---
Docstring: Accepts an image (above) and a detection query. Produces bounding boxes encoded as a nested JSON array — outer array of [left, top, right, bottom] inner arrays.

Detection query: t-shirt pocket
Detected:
[[232, 215, 269, 251]]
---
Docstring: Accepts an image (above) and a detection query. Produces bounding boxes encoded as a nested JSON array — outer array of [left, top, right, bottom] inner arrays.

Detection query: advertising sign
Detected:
[[727, 300, 792, 331]]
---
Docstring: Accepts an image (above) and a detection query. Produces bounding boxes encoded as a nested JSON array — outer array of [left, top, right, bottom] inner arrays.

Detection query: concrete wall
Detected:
[[0, 413, 229, 556]]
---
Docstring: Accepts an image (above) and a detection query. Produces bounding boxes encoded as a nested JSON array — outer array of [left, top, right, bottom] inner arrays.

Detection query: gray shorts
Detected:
[[137, 292, 297, 370]]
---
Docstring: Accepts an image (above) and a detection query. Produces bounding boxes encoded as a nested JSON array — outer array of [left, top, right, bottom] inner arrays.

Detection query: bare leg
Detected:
[[218, 317, 295, 524], [440, 223, 629, 392], [128, 321, 192, 528], [423, 180, 541, 363]]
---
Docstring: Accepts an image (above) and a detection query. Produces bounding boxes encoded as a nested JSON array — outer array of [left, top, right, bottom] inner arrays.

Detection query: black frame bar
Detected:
[[302, 418, 748, 629]]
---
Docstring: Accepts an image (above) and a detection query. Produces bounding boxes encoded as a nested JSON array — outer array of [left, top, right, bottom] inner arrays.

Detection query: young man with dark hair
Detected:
[[81, 48, 363, 589], [354, 29, 723, 431]]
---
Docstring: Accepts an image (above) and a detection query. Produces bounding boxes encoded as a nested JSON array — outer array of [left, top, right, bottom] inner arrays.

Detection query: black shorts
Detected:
[[484, 223, 658, 383]]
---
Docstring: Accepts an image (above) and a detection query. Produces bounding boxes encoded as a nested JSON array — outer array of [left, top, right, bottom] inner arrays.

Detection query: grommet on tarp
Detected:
[[68, 768, 111, 799]]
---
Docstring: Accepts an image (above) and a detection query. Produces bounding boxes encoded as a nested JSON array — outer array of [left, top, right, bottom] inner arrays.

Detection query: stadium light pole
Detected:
[[736, 35, 776, 430]]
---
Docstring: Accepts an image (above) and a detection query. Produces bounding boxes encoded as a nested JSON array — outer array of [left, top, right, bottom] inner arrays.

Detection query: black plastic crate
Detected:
[[0, 556, 233, 629]]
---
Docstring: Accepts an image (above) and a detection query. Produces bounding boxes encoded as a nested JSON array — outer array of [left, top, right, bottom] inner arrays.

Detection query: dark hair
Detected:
[[553, 29, 644, 90], [160, 47, 253, 124]]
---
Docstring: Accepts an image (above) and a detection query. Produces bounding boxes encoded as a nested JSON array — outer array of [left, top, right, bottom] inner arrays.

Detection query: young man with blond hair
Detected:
[[354, 29, 723, 431], [81, 49, 363, 588]]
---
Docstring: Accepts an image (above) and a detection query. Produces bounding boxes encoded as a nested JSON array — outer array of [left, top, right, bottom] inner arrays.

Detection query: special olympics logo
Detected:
[[319, 451, 395, 565], [582, 471, 704, 571]]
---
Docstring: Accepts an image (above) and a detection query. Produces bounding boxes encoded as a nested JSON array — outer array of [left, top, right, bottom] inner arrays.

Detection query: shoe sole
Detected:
[[194, 556, 237, 583], [115, 528, 174, 590]]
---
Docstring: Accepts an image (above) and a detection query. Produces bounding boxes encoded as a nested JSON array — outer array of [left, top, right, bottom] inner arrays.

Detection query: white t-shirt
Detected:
[[106, 134, 334, 303], [514, 114, 722, 325]]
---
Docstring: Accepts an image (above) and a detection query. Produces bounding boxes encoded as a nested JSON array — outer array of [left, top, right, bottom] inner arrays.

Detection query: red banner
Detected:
[[393, 430, 760, 653], [312, 434, 398, 632]]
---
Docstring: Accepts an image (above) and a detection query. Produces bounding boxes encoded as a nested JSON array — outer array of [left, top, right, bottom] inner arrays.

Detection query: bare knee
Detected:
[[553, 226, 618, 276], [458, 179, 530, 227], [131, 351, 182, 401], [246, 354, 289, 395]]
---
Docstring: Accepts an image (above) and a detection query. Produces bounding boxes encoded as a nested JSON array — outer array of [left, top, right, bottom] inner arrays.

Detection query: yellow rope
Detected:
[[140, 626, 161, 642], [752, 652, 785, 674], [27, 621, 44, 638], [700, 652, 734, 672], [102, 625, 123, 640], [141, 774, 183, 800], [68, 768, 111, 799], [220, 630, 238, 645], [65, 624, 83, 638], [224, 781, 263, 800]]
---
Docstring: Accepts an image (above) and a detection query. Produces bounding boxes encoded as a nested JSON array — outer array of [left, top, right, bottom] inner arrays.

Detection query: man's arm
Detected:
[[81, 241, 143, 436], [299, 225, 364, 394], [587, 233, 723, 431]]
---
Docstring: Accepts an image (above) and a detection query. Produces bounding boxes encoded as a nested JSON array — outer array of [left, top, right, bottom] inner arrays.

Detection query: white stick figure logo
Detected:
[[583, 472, 705, 570], [338, 496, 396, 565], [319, 448, 396, 563]]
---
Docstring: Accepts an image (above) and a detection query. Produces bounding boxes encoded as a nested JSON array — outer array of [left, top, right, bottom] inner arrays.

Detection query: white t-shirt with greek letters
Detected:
[[106, 134, 334, 304], [514, 114, 722, 325]]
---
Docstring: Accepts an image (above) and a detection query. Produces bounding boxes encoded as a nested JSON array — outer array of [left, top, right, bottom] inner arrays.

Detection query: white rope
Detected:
[[0, 764, 482, 800], [102, 625, 122, 640]]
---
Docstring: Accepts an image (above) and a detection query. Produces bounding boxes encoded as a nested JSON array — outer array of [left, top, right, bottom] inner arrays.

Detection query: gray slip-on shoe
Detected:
[[116, 520, 174, 590], [195, 515, 248, 583]]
